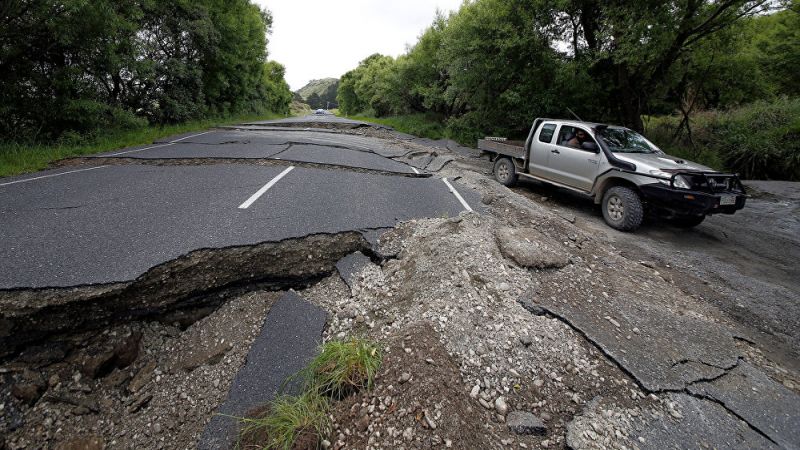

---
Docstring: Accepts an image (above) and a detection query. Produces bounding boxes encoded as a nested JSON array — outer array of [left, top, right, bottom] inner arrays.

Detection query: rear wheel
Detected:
[[602, 186, 644, 231], [670, 215, 705, 228], [494, 158, 518, 187]]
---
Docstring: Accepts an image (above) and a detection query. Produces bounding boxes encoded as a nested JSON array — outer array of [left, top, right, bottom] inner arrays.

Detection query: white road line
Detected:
[[238, 166, 295, 210], [411, 167, 420, 174], [0, 165, 109, 187], [106, 130, 214, 156], [442, 178, 474, 212]]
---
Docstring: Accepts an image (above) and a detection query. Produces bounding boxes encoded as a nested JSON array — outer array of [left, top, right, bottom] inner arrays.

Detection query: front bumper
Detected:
[[639, 183, 747, 216]]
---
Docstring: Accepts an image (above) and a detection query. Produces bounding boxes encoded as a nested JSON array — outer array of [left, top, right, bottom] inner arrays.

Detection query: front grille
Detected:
[[682, 173, 744, 193]]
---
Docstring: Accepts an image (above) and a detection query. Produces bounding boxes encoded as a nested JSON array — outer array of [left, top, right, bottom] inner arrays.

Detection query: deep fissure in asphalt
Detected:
[[0, 231, 375, 361]]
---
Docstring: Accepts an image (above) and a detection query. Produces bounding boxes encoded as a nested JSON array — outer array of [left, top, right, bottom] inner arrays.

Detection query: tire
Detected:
[[601, 186, 644, 231], [493, 158, 518, 187], [670, 215, 705, 228]]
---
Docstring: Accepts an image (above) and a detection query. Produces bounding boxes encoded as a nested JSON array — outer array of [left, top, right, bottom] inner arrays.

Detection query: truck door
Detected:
[[527, 122, 558, 177], [546, 125, 602, 191]]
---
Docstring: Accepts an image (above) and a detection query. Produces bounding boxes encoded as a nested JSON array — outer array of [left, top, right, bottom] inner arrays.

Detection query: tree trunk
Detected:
[[616, 64, 644, 132]]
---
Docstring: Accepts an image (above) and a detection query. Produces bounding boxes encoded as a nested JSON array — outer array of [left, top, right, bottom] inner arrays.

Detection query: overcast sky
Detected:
[[256, 0, 464, 90]]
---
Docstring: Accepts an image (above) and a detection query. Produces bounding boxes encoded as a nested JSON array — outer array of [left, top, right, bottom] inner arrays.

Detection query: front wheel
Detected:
[[602, 186, 644, 231], [493, 158, 518, 187], [670, 215, 705, 228]]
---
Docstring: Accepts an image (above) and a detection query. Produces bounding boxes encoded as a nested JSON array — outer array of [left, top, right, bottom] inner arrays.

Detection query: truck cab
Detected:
[[478, 118, 747, 231]]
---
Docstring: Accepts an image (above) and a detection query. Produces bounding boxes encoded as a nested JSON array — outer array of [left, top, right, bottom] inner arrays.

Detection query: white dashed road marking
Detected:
[[442, 178, 474, 212], [0, 165, 109, 187], [238, 166, 295, 210], [106, 130, 214, 156]]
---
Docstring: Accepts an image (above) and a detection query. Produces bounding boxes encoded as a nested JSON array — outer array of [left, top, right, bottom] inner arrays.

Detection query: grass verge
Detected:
[[239, 339, 381, 450], [0, 112, 287, 178], [339, 113, 448, 141]]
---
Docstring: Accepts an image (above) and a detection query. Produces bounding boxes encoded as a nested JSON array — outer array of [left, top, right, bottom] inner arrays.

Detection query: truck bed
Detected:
[[477, 139, 526, 159]]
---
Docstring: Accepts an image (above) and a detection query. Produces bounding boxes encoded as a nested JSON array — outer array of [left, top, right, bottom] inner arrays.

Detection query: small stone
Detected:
[[507, 411, 547, 435], [494, 396, 508, 415], [498, 282, 511, 291], [519, 336, 533, 347], [153, 423, 162, 434], [321, 439, 331, 449], [128, 361, 157, 393], [356, 415, 369, 432], [533, 379, 544, 388], [399, 373, 411, 384], [425, 358, 435, 365], [470, 385, 480, 398], [175, 342, 232, 372], [424, 411, 437, 429], [11, 383, 43, 405], [402, 427, 414, 441]]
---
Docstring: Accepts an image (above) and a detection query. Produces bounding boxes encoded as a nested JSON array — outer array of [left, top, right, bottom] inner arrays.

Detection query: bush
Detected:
[[646, 97, 800, 180]]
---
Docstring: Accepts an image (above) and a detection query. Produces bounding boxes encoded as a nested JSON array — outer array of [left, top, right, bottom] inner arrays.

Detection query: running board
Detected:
[[518, 173, 592, 195]]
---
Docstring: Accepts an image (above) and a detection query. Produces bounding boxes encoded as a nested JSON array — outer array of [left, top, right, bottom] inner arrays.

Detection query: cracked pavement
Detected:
[[1, 114, 798, 449]]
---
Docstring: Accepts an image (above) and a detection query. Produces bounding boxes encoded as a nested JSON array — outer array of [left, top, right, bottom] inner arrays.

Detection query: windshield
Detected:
[[598, 128, 661, 154]]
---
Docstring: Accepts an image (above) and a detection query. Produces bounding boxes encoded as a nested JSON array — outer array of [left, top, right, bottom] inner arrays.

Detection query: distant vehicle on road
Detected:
[[314, 109, 327, 115], [479, 118, 747, 231]]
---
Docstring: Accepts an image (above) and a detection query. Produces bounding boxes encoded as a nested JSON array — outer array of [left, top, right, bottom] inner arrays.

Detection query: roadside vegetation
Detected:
[[239, 339, 381, 449], [0, 112, 286, 178], [0, 0, 292, 176], [647, 98, 800, 180], [337, 0, 800, 180], [340, 113, 448, 140]]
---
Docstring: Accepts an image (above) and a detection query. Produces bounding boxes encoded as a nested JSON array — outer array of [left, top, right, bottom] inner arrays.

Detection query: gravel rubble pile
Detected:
[[2, 291, 278, 449]]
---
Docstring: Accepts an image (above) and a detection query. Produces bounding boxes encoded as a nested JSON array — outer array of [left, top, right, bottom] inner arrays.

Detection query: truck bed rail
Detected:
[[477, 139, 526, 159]]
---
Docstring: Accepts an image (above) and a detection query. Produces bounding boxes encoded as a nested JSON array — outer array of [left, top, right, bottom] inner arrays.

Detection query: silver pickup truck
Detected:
[[478, 118, 746, 231]]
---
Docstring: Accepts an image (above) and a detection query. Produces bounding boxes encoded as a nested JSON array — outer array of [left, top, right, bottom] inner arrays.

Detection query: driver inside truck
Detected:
[[567, 129, 589, 148]]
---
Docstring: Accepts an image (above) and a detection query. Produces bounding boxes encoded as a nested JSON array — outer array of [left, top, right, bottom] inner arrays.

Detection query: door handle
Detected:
[[551, 149, 560, 154]]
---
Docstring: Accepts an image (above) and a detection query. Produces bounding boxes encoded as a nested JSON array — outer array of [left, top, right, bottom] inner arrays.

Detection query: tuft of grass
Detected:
[[237, 339, 382, 449], [0, 112, 286, 178], [304, 339, 382, 400], [238, 392, 330, 450]]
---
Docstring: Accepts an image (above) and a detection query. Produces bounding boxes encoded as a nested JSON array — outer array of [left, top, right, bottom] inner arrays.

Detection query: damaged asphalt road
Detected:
[[1, 164, 478, 288], [1, 115, 798, 450], [0, 117, 480, 357]]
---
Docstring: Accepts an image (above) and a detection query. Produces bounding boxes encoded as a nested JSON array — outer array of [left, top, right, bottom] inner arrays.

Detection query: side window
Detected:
[[557, 126, 594, 150], [538, 124, 556, 143]]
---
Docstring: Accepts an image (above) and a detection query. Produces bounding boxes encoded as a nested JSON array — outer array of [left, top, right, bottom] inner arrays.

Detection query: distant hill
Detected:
[[296, 78, 339, 109]]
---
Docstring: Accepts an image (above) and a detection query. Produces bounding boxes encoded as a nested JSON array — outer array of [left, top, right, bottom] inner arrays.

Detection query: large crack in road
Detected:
[[0, 232, 370, 359]]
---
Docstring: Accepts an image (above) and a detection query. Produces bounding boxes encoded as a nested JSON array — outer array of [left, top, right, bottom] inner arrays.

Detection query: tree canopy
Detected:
[[338, 0, 795, 141], [0, 0, 292, 140]]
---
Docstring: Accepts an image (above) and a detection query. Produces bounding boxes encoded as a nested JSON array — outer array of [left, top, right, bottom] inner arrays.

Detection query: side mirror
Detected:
[[581, 141, 599, 152]]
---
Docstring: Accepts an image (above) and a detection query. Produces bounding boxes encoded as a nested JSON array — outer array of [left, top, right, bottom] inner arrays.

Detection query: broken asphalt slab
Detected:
[[336, 251, 374, 289], [688, 362, 800, 448], [526, 286, 739, 391], [198, 291, 327, 450], [567, 394, 776, 449]]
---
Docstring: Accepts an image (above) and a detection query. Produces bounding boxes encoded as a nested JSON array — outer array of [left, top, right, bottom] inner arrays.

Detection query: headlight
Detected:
[[649, 170, 691, 189]]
